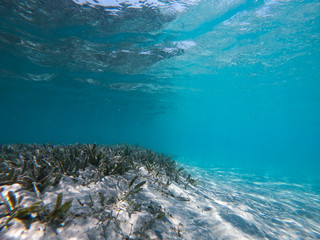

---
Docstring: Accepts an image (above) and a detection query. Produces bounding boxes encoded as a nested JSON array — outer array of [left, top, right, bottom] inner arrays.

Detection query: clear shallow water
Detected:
[[0, 0, 320, 238]]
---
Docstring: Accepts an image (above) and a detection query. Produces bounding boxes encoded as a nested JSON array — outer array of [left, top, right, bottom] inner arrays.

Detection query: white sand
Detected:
[[3, 164, 319, 240], [0, 165, 245, 240]]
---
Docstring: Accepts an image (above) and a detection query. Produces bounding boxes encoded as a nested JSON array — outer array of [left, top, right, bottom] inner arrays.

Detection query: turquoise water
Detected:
[[2, 0, 319, 178], [0, 0, 320, 239], [0, 0, 320, 236]]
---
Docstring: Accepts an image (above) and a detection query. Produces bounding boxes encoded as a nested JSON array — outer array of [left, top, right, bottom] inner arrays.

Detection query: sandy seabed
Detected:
[[1, 144, 320, 240], [0, 144, 226, 240]]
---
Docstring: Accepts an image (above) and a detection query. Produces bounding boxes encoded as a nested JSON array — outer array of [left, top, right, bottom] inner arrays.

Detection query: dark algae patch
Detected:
[[0, 143, 197, 190], [0, 143, 198, 239]]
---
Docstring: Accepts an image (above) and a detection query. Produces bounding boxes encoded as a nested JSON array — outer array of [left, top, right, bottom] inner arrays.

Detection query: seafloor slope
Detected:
[[1, 144, 319, 240], [0, 144, 212, 240]]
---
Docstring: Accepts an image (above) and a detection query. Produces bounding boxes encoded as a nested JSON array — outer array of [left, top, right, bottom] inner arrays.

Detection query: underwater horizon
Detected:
[[1, 0, 320, 186]]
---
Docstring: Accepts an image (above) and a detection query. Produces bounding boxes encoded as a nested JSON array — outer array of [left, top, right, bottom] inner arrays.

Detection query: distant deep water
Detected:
[[0, 0, 320, 181]]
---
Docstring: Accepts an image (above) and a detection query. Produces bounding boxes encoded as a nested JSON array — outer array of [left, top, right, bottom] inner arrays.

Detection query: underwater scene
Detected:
[[0, 0, 320, 239]]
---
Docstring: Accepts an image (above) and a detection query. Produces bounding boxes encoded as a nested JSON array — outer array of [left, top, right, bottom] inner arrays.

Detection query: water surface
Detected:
[[0, 0, 320, 237]]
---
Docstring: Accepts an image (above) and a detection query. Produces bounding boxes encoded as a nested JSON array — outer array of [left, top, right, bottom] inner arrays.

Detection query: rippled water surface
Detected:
[[0, 0, 320, 238]]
